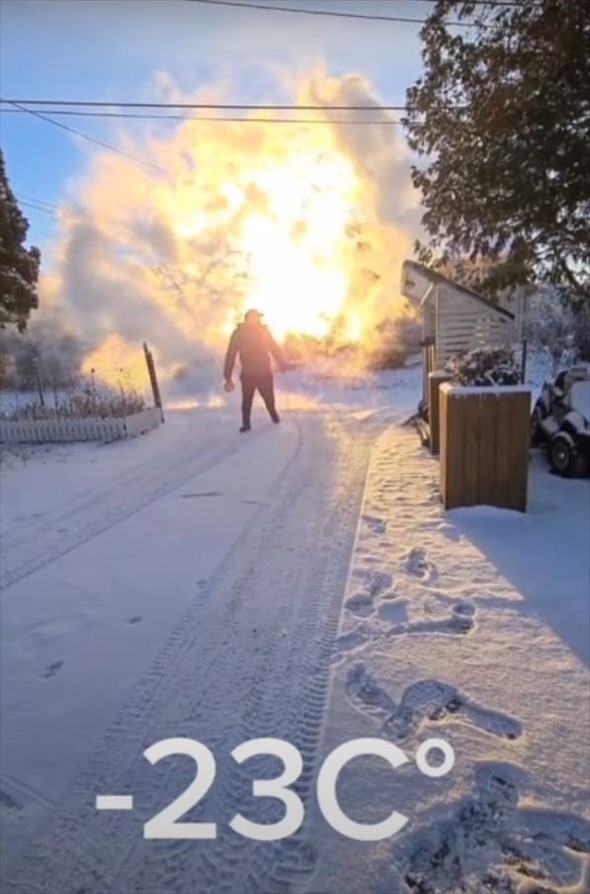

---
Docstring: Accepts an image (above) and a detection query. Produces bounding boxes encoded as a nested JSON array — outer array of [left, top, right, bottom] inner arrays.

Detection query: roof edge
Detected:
[[403, 260, 516, 321]]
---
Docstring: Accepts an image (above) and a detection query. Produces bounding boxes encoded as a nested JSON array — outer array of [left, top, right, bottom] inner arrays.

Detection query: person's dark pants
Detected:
[[241, 371, 278, 427]]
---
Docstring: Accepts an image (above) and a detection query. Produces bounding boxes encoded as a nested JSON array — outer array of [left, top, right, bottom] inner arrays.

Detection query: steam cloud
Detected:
[[22, 70, 422, 395]]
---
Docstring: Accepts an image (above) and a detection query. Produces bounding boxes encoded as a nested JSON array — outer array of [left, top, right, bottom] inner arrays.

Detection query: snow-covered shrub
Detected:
[[368, 316, 420, 370], [526, 289, 589, 372], [0, 324, 82, 391], [0, 380, 146, 421], [392, 316, 423, 355], [445, 346, 522, 387], [369, 342, 407, 370]]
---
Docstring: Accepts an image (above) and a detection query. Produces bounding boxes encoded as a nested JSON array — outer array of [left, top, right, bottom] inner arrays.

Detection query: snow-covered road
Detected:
[[0, 400, 403, 894], [1, 367, 588, 894]]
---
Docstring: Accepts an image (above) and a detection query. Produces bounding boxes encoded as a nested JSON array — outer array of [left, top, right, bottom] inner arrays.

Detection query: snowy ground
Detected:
[[0, 364, 588, 894]]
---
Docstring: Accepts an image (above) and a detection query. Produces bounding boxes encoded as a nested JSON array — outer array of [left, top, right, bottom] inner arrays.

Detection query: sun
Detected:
[[240, 213, 349, 340], [235, 153, 360, 341]]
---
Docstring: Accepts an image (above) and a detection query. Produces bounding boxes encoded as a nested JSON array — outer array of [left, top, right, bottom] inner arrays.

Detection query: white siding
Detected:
[[434, 287, 516, 366]]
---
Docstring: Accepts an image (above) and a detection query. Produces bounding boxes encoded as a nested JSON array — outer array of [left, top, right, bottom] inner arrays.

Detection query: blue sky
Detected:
[[0, 0, 429, 252]]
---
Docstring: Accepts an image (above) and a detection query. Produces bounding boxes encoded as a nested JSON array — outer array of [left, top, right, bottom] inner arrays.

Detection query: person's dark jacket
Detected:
[[224, 323, 286, 381]]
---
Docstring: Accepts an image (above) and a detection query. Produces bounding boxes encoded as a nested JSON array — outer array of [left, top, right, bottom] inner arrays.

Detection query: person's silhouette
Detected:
[[223, 310, 287, 432]]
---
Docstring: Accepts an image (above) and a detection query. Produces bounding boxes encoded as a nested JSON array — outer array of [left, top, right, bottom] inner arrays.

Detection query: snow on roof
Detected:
[[402, 260, 515, 321]]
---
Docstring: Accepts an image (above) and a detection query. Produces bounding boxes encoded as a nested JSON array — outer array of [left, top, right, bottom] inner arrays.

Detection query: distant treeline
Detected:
[[0, 327, 84, 391]]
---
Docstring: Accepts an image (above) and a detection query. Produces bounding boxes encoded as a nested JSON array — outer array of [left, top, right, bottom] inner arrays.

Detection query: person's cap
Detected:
[[244, 309, 263, 322]]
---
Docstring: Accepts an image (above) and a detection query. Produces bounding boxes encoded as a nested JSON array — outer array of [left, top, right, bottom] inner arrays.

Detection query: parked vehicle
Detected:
[[531, 366, 590, 476]]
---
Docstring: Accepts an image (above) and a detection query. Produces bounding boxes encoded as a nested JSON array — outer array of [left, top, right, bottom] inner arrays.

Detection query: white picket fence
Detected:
[[0, 407, 162, 445]]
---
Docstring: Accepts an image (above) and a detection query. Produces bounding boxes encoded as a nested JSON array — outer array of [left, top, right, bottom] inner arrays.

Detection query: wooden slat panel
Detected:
[[441, 329, 510, 340], [477, 393, 500, 506], [429, 372, 451, 456], [463, 394, 480, 504], [496, 400, 516, 505], [441, 318, 498, 326], [440, 316, 514, 328], [440, 326, 508, 339], [440, 386, 449, 505], [440, 389, 530, 511], [503, 392, 529, 510], [440, 386, 467, 508]]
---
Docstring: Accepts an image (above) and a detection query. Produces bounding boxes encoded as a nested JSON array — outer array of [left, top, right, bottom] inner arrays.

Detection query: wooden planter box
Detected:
[[439, 384, 531, 512]]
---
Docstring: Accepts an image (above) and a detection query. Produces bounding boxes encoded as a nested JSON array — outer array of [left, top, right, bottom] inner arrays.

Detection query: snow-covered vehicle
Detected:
[[531, 366, 590, 476]]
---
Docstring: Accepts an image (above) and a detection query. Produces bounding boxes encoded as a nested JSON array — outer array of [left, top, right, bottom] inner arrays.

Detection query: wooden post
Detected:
[[143, 342, 164, 423], [32, 357, 45, 407], [521, 337, 528, 385], [428, 370, 451, 456]]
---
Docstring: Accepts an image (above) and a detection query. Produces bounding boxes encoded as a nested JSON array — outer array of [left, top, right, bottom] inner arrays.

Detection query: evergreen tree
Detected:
[[404, 0, 590, 305], [0, 148, 41, 331]]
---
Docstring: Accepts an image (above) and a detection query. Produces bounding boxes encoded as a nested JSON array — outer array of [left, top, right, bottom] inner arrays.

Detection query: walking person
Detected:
[[223, 309, 287, 432]]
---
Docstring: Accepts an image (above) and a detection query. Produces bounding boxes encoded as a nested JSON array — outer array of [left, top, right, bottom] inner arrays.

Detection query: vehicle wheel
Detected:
[[550, 434, 576, 477], [530, 406, 545, 446]]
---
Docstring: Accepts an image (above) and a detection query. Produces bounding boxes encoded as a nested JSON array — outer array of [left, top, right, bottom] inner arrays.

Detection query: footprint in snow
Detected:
[[382, 603, 477, 638], [362, 514, 388, 536], [333, 625, 373, 658], [345, 663, 522, 742], [336, 599, 477, 661], [261, 836, 319, 891], [366, 570, 394, 596], [402, 546, 439, 583], [377, 600, 408, 625], [345, 592, 375, 618], [344, 566, 395, 618], [345, 570, 394, 617], [401, 761, 590, 894], [345, 662, 396, 718]]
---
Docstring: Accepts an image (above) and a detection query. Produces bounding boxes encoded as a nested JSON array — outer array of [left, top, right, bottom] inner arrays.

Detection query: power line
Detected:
[[4, 100, 166, 175], [0, 106, 402, 125], [184, 0, 541, 27], [1, 98, 409, 111], [17, 198, 59, 217], [17, 193, 60, 211], [386, 0, 538, 4], [183, 0, 471, 27]]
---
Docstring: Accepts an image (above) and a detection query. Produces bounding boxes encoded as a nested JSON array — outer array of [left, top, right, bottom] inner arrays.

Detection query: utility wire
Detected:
[[17, 198, 59, 217], [5, 100, 166, 175], [183, 0, 470, 27], [1, 106, 402, 125], [184, 0, 540, 28], [1, 98, 409, 111], [17, 193, 60, 211], [384, 0, 538, 5]]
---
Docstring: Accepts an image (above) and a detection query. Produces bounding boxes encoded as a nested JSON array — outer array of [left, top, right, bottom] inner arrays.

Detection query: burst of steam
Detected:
[[29, 70, 421, 394]]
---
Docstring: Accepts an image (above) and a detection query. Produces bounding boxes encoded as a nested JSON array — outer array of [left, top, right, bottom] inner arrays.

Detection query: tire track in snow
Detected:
[[2, 419, 306, 893], [3, 413, 378, 894], [0, 421, 266, 592]]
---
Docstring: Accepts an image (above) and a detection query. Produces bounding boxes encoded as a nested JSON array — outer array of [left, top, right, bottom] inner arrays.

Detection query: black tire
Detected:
[[418, 398, 429, 423], [550, 435, 576, 477], [530, 405, 545, 446]]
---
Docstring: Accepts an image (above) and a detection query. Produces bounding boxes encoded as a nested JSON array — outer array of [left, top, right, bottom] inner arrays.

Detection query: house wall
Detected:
[[435, 286, 516, 367], [498, 286, 527, 340]]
